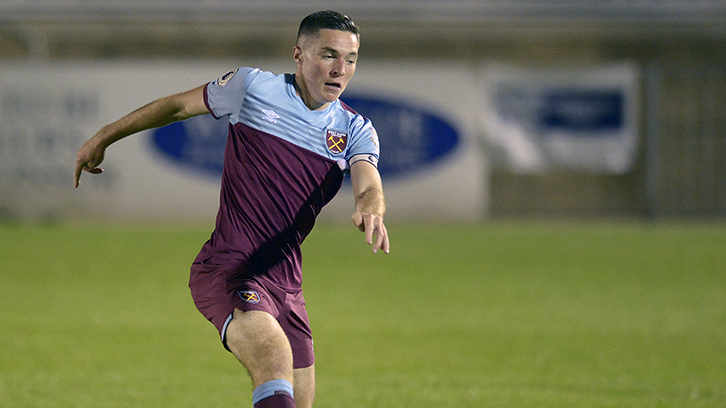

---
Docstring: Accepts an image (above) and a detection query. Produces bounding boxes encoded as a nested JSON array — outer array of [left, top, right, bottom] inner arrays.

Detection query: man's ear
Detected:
[[292, 46, 303, 64]]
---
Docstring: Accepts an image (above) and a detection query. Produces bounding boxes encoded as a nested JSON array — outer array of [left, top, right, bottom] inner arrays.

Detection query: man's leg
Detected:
[[293, 365, 315, 408], [225, 309, 296, 407]]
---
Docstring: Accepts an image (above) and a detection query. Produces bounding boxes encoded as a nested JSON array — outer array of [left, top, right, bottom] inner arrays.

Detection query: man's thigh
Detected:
[[225, 309, 294, 387]]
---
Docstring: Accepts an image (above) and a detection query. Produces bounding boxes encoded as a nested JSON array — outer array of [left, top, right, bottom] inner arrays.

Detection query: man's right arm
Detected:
[[74, 85, 209, 187]]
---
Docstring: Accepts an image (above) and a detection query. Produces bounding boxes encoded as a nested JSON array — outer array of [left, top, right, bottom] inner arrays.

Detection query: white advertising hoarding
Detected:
[[479, 63, 640, 174], [0, 61, 486, 223]]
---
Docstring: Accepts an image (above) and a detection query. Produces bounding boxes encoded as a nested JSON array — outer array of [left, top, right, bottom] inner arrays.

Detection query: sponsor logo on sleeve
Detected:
[[368, 127, 379, 148], [217, 69, 239, 87]]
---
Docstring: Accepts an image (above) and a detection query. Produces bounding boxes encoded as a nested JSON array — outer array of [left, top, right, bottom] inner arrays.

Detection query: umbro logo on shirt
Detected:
[[262, 109, 280, 124]]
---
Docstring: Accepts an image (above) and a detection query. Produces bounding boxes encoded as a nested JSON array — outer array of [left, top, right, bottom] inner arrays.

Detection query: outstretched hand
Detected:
[[74, 137, 106, 188], [352, 211, 390, 254]]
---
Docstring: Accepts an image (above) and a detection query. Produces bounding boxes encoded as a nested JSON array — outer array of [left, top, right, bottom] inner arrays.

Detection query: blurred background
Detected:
[[1, 0, 726, 223]]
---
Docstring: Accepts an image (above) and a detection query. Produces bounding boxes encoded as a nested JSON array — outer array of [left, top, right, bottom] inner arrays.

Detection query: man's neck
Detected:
[[292, 73, 329, 111]]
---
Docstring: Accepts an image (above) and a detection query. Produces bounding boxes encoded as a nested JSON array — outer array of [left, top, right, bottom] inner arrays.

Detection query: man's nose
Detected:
[[331, 59, 345, 77]]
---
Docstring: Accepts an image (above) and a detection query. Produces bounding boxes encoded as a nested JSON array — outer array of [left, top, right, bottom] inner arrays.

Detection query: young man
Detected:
[[74, 11, 389, 408]]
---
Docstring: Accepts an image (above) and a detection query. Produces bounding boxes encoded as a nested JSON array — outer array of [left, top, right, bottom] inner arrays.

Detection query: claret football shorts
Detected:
[[189, 264, 315, 369]]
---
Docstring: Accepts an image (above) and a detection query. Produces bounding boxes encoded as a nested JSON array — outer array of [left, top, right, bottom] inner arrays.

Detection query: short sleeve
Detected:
[[204, 67, 260, 119], [346, 117, 380, 168]]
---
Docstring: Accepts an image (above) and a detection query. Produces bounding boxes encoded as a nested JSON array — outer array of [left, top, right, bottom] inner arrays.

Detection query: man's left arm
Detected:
[[350, 160, 390, 254]]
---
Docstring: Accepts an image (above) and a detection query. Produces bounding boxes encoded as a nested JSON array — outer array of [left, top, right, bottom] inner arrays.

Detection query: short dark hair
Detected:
[[297, 10, 359, 42]]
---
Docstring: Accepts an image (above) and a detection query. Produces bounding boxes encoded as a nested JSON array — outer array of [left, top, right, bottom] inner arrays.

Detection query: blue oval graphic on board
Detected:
[[150, 94, 460, 179], [341, 94, 460, 178], [151, 114, 228, 177]]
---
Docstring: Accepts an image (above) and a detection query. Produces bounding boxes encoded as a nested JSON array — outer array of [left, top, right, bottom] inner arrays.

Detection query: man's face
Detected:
[[294, 29, 359, 111]]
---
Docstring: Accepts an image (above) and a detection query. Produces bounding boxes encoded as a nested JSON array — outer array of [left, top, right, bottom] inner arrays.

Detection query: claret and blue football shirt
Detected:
[[194, 67, 380, 289]]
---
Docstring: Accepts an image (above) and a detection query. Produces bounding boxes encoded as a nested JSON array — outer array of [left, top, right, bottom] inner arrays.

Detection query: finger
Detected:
[[371, 222, 389, 254], [74, 161, 84, 188], [371, 229, 381, 253], [351, 212, 364, 232], [364, 215, 375, 245], [378, 223, 390, 254], [75, 162, 104, 188]]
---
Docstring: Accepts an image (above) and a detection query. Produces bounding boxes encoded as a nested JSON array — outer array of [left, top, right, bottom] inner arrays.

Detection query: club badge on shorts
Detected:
[[326, 129, 348, 155], [238, 290, 260, 304]]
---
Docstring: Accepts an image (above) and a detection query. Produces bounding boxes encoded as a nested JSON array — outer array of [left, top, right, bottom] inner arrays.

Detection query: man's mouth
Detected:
[[325, 82, 342, 90]]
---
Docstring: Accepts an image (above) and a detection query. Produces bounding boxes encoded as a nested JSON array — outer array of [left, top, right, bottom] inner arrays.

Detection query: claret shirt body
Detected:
[[195, 68, 380, 290]]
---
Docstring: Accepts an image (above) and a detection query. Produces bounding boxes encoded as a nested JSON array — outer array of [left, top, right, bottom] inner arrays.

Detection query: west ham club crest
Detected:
[[326, 129, 348, 154]]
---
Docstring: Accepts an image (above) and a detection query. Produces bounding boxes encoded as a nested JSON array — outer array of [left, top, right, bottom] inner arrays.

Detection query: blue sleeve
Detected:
[[346, 116, 380, 168], [204, 67, 260, 119]]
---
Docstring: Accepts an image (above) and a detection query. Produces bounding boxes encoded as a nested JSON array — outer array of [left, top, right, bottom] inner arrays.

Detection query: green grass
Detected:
[[1, 221, 725, 407]]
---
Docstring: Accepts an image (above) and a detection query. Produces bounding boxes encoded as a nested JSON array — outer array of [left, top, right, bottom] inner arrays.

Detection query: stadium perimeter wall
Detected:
[[0, 60, 485, 224], [2, 9, 726, 221]]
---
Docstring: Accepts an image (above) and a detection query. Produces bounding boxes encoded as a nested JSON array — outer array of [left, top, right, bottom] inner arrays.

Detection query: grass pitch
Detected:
[[1, 221, 725, 407]]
